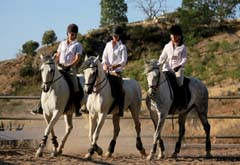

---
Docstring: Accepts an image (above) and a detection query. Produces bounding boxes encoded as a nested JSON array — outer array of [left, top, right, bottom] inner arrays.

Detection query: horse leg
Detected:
[[85, 112, 97, 159], [129, 106, 146, 157], [35, 114, 50, 157], [147, 111, 166, 161], [85, 112, 105, 159], [36, 112, 61, 157], [50, 129, 59, 157], [198, 112, 212, 158], [57, 114, 73, 155], [105, 114, 120, 157], [157, 137, 165, 160], [172, 112, 188, 158]]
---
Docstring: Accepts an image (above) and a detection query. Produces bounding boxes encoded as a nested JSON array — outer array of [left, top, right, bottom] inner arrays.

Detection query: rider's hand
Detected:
[[173, 65, 181, 72]]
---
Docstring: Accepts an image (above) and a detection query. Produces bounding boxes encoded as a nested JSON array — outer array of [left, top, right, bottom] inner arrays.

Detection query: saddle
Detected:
[[164, 71, 191, 115]]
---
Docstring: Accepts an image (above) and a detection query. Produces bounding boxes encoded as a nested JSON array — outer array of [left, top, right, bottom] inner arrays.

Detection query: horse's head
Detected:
[[80, 56, 100, 94], [144, 59, 161, 97], [40, 54, 56, 92]]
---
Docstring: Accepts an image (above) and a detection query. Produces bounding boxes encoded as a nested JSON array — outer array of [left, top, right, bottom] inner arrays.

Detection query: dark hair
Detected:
[[67, 23, 78, 33], [111, 26, 123, 36], [170, 25, 184, 45], [170, 25, 182, 36]]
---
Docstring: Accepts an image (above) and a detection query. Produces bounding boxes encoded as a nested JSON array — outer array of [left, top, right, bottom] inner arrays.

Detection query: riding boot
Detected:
[[74, 91, 82, 117], [117, 81, 125, 117], [177, 85, 187, 109], [31, 101, 43, 115]]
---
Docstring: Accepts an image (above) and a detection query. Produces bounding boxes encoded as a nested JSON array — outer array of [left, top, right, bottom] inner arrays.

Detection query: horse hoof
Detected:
[[139, 148, 147, 157], [105, 152, 112, 158], [50, 152, 58, 157], [96, 147, 103, 156], [157, 153, 165, 160], [85, 153, 92, 160], [35, 152, 43, 157], [58, 150, 63, 156], [171, 152, 178, 158], [206, 153, 212, 159], [146, 154, 154, 161]]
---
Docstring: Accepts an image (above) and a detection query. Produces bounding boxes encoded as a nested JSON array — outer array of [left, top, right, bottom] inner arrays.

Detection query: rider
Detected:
[[31, 23, 83, 117], [102, 25, 128, 117], [158, 25, 187, 104]]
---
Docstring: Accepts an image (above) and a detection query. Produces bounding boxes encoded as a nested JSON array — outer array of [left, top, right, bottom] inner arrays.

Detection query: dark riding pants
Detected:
[[107, 73, 125, 113]]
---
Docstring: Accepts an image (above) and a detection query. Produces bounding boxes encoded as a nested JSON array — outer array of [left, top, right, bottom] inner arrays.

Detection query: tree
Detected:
[[179, 0, 240, 28], [208, 0, 240, 23], [100, 0, 128, 27], [134, 0, 165, 19], [22, 40, 39, 56], [42, 30, 57, 46]]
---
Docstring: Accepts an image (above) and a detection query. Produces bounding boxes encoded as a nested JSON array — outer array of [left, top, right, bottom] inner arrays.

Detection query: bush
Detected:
[[19, 65, 34, 77], [22, 40, 39, 56]]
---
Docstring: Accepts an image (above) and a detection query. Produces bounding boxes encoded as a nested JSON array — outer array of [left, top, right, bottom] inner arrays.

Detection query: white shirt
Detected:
[[102, 40, 128, 72], [158, 41, 187, 71], [57, 40, 82, 65]]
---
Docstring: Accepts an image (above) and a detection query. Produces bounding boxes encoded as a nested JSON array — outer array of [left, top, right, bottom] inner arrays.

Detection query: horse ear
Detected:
[[40, 54, 44, 61], [94, 55, 99, 63], [52, 53, 57, 60], [84, 55, 88, 61]]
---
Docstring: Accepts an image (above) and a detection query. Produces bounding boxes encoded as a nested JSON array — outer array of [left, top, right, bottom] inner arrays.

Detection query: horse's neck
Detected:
[[158, 71, 171, 98], [51, 65, 66, 91], [95, 63, 111, 95]]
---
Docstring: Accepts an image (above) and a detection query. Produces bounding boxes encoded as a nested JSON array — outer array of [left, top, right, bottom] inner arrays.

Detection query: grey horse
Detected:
[[144, 59, 212, 160]]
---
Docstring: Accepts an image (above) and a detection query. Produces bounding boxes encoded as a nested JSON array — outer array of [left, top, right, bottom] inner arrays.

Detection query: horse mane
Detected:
[[144, 59, 160, 74], [40, 54, 54, 64], [80, 56, 99, 70]]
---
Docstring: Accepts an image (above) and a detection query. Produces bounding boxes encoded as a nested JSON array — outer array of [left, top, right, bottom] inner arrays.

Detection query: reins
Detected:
[[149, 69, 167, 89], [42, 62, 64, 88], [84, 65, 108, 93]]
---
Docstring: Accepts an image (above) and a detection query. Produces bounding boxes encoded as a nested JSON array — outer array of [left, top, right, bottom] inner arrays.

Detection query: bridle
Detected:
[[84, 64, 107, 94], [41, 61, 63, 92], [148, 68, 166, 90]]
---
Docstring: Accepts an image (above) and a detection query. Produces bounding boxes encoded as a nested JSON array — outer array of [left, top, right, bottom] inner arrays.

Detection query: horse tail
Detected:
[[187, 106, 200, 129]]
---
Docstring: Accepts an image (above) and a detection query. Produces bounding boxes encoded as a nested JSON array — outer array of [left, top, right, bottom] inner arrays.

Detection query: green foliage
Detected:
[[78, 34, 105, 56], [184, 64, 193, 76], [42, 30, 57, 46], [123, 59, 148, 90], [100, 0, 128, 27], [22, 40, 39, 56], [219, 40, 231, 52], [19, 65, 34, 77], [207, 42, 220, 53], [178, 0, 240, 31]]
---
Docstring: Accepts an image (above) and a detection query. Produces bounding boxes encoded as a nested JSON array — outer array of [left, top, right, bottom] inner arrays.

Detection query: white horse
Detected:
[[80, 56, 146, 159], [35, 54, 83, 157], [144, 59, 212, 160]]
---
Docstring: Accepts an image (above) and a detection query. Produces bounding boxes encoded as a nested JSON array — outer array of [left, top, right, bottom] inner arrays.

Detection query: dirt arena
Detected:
[[1, 114, 240, 165]]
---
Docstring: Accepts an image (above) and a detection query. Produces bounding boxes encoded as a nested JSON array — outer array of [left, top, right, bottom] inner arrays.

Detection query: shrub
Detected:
[[19, 65, 34, 77]]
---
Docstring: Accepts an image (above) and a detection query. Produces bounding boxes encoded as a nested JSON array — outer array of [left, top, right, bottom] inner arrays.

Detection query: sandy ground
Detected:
[[0, 147, 240, 165], [0, 115, 240, 165]]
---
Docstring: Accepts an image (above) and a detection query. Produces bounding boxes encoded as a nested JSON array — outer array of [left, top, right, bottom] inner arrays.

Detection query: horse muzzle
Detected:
[[41, 83, 50, 93]]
